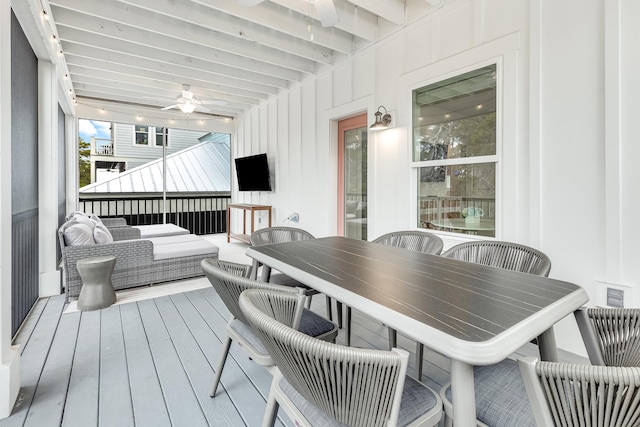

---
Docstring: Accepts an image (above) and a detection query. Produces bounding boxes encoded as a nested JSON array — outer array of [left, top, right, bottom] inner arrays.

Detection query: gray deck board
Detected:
[[137, 298, 209, 427], [62, 310, 101, 427], [99, 305, 135, 427], [1, 296, 66, 427], [120, 303, 171, 427], [11, 298, 48, 356], [24, 311, 80, 427], [166, 291, 247, 426]]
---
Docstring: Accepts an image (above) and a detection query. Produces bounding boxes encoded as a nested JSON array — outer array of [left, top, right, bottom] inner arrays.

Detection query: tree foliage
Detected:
[[78, 137, 91, 188]]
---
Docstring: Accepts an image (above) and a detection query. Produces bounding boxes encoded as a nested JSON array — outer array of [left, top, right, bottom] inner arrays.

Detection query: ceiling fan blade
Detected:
[[195, 105, 212, 113], [314, 0, 339, 27], [161, 104, 179, 110], [237, 0, 264, 6]]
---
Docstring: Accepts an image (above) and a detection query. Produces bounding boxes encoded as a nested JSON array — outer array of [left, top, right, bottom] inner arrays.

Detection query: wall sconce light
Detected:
[[370, 106, 392, 130]]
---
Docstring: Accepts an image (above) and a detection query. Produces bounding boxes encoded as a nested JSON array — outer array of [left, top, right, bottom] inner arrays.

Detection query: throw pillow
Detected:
[[90, 214, 103, 224], [63, 221, 96, 246], [93, 222, 114, 244]]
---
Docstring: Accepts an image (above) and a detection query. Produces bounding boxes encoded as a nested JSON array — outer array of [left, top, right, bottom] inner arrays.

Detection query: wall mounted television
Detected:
[[234, 153, 272, 191]]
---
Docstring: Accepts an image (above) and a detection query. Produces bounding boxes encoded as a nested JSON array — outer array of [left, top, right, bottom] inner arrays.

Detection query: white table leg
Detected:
[[537, 326, 558, 362], [450, 359, 476, 427]]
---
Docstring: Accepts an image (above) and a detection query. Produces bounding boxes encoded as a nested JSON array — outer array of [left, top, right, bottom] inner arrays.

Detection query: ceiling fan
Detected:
[[237, 0, 339, 28], [160, 84, 226, 114]]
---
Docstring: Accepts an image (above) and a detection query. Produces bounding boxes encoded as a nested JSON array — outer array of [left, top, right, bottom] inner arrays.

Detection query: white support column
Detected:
[[65, 115, 78, 215], [0, 0, 22, 418], [38, 60, 60, 297]]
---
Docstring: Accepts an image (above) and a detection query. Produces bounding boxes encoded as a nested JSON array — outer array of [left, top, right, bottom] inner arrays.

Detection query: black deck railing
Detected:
[[78, 193, 231, 235]]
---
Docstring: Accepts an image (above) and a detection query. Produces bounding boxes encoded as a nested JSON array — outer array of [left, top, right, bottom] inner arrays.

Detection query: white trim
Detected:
[[1, 1, 21, 418]]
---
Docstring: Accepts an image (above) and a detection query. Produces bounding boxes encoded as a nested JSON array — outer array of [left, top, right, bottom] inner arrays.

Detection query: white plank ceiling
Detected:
[[23, 0, 442, 119]]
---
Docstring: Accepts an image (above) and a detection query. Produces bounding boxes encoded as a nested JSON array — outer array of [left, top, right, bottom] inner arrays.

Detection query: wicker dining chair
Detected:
[[239, 288, 443, 427], [439, 356, 640, 427], [519, 356, 640, 426], [201, 259, 338, 398], [575, 307, 640, 367], [438, 241, 552, 426], [440, 240, 551, 277], [249, 227, 322, 310], [337, 230, 444, 351]]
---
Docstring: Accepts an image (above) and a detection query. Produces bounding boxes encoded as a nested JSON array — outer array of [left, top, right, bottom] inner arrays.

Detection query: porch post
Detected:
[[0, 0, 22, 418], [38, 59, 61, 297]]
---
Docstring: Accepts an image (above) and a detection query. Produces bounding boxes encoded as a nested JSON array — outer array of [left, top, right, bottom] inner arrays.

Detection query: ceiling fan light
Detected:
[[178, 102, 196, 114]]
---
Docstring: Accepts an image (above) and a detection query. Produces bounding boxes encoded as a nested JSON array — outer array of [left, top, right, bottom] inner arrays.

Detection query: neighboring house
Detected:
[[81, 132, 231, 194], [89, 122, 225, 184]]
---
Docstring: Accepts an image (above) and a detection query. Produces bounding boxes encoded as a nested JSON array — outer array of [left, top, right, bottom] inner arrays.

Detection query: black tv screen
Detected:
[[235, 153, 272, 191]]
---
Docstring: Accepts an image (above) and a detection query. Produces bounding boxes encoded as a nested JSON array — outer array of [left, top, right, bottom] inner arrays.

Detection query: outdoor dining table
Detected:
[[246, 236, 589, 427]]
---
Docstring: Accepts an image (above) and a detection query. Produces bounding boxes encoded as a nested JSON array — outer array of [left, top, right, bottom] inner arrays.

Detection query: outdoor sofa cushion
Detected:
[[147, 234, 220, 261]]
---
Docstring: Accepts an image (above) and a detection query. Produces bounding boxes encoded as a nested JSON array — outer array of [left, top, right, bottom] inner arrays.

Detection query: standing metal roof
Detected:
[[80, 134, 230, 193]]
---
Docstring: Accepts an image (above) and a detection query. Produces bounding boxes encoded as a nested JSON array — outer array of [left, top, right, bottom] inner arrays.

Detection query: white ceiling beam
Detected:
[[348, 0, 405, 26], [269, 0, 378, 41], [75, 91, 240, 118], [67, 69, 258, 106], [115, 0, 333, 65], [73, 84, 244, 116], [76, 97, 237, 126], [50, 6, 305, 81], [65, 55, 267, 103], [50, 0, 319, 73], [191, 0, 354, 54], [69, 75, 250, 110], [58, 27, 286, 92]]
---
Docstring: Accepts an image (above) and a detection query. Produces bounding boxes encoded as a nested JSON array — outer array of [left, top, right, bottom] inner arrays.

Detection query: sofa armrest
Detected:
[[101, 217, 128, 227], [109, 227, 141, 241], [62, 239, 154, 273]]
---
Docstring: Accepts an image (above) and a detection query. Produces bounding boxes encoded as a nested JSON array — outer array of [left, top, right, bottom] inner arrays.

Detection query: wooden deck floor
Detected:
[[1, 234, 560, 427]]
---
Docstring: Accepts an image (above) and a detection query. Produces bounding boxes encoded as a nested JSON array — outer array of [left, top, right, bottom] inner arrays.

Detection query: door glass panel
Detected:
[[344, 126, 367, 240]]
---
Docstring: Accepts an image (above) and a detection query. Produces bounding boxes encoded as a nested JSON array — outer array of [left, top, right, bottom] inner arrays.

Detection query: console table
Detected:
[[227, 204, 272, 243]]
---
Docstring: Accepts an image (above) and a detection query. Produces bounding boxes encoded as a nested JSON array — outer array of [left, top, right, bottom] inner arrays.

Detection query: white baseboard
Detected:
[[0, 345, 20, 420]]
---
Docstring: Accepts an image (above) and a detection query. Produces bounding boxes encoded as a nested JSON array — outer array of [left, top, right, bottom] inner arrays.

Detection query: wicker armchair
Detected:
[[201, 259, 337, 398], [575, 307, 640, 367], [336, 231, 443, 379], [239, 288, 443, 427], [438, 241, 553, 426], [440, 240, 551, 276], [519, 357, 640, 426], [440, 356, 640, 427], [249, 227, 321, 310]]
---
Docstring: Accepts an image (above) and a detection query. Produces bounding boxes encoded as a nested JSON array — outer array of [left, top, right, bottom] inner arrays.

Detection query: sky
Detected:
[[78, 119, 111, 142]]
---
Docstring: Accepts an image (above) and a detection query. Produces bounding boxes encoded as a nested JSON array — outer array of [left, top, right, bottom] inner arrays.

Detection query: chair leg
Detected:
[[345, 306, 352, 346], [262, 382, 280, 427], [415, 342, 424, 381], [443, 414, 453, 427], [336, 301, 344, 328], [210, 334, 232, 397], [326, 295, 333, 321], [388, 327, 397, 350]]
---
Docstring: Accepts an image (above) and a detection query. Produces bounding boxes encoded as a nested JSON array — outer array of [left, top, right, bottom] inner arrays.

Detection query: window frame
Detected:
[[134, 125, 151, 146], [410, 59, 503, 238], [154, 127, 170, 147]]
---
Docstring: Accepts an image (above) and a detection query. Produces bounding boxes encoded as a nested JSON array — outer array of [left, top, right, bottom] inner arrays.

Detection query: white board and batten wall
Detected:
[[231, 0, 640, 357]]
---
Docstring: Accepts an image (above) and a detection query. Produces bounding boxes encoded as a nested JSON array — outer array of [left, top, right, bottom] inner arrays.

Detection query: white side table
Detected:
[[76, 255, 117, 311]]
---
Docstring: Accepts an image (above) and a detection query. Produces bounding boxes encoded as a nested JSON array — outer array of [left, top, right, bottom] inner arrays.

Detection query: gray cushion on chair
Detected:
[[229, 319, 269, 355], [279, 373, 439, 427], [444, 359, 535, 427], [299, 309, 336, 338], [230, 311, 335, 356]]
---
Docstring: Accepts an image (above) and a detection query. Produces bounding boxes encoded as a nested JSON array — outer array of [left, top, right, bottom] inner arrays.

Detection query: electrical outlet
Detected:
[[607, 287, 624, 308]]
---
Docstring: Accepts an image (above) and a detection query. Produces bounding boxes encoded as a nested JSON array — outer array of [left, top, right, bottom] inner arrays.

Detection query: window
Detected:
[[135, 125, 150, 145], [155, 127, 169, 146], [413, 64, 497, 237]]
